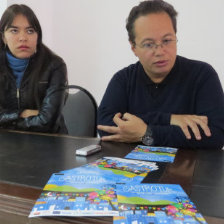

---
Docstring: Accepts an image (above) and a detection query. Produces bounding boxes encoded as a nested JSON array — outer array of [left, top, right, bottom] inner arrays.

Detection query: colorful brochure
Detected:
[[114, 183, 207, 224], [29, 157, 159, 218], [60, 157, 159, 184], [125, 145, 178, 163], [29, 172, 118, 217]]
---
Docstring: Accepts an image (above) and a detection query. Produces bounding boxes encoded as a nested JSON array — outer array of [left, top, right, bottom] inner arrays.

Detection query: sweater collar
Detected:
[[6, 51, 30, 88], [140, 56, 179, 87], [6, 51, 29, 72]]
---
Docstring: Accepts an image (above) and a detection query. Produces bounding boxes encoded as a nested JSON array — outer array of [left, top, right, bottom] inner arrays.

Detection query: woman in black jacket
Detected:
[[0, 4, 68, 133]]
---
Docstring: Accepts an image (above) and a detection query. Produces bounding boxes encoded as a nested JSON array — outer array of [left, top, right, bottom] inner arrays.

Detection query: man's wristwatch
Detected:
[[141, 125, 154, 146]]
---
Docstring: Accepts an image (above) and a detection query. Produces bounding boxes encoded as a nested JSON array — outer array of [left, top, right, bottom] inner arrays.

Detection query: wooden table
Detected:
[[0, 130, 223, 223]]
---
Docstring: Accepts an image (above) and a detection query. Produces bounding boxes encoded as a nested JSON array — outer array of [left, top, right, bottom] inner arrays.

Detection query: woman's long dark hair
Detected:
[[0, 4, 56, 109]]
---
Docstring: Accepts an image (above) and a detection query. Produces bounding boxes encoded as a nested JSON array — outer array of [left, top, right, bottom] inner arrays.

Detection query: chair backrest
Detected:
[[62, 85, 97, 137]]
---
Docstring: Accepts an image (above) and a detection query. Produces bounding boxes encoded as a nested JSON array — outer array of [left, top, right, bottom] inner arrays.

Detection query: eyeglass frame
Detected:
[[134, 38, 178, 51]]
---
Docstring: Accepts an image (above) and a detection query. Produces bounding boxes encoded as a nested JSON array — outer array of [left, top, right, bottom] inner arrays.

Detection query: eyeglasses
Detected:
[[136, 39, 178, 51]]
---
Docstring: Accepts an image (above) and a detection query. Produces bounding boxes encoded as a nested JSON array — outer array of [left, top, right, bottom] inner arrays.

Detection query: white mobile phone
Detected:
[[76, 145, 101, 156]]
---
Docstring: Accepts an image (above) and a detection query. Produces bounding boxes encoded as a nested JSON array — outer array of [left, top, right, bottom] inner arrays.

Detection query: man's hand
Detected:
[[170, 114, 211, 140], [20, 109, 39, 118], [97, 112, 147, 143]]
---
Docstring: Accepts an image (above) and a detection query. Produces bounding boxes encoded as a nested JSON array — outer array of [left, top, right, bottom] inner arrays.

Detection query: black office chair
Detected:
[[62, 85, 97, 137]]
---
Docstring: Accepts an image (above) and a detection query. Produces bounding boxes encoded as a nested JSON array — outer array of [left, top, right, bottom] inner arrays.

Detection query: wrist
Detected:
[[141, 125, 154, 146]]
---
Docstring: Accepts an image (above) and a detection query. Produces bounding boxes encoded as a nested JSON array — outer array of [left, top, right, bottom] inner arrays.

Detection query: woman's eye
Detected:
[[9, 29, 18, 34], [27, 29, 35, 34]]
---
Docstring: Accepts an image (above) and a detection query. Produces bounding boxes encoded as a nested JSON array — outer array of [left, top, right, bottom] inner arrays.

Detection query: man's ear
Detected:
[[129, 41, 137, 57]]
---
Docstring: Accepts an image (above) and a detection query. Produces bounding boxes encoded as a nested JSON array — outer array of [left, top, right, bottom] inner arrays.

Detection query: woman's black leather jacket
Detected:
[[0, 50, 68, 134]]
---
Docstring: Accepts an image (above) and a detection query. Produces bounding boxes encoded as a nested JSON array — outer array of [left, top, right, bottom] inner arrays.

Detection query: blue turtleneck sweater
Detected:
[[6, 51, 29, 88]]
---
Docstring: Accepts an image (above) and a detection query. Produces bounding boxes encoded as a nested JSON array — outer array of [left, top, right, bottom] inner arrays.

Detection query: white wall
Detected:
[[0, 0, 7, 17], [4, 0, 224, 104]]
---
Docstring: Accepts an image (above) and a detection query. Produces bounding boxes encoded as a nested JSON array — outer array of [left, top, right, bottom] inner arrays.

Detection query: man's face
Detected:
[[131, 12, 177, 82]]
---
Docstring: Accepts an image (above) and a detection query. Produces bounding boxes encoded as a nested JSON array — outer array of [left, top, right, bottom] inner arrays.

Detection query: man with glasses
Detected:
[[97, 0, 224, 149]]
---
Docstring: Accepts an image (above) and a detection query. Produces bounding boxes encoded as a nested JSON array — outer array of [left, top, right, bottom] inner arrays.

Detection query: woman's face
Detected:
[[3, 14, 38, 59]]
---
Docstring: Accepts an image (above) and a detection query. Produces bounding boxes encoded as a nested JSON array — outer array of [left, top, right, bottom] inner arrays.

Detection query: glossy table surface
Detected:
[[0, 130, 223, 224]]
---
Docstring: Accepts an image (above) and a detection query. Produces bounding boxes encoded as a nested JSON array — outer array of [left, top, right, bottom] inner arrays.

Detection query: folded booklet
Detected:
[[60, 157, 159, 184], [125, 145, 178, 163]]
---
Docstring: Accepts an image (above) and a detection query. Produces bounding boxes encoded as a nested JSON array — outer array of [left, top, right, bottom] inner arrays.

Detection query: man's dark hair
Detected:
[[126, 0, 178, 44]]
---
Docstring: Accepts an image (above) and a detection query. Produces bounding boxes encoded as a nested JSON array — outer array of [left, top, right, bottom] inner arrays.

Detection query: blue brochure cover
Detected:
[[60, 157, 159, 184], [114, 184, 207, 224], [29, 157, 159, 218], [125, 145, 178, 163], [29, 172, 119, 217]]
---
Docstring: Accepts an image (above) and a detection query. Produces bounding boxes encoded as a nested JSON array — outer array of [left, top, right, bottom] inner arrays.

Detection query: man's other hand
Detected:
[[170, 114, 211, 140]]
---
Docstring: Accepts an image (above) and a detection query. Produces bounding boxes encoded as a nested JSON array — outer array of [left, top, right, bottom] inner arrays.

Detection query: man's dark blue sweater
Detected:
[[98, 56, 224, 149]]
